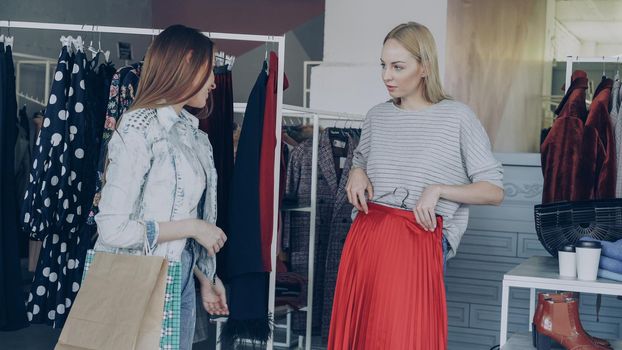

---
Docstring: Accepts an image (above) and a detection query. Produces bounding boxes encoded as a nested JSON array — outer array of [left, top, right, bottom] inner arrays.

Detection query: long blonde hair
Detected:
[[384, 22, 450, 104], [130, 24, 214, 114]]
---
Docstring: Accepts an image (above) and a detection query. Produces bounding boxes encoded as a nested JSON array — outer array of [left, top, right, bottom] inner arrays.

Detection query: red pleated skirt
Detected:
[[327, 203, 447, 350]]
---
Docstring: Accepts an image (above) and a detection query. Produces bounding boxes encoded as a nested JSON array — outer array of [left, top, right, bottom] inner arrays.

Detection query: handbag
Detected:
[[55, 248, 168, 350]]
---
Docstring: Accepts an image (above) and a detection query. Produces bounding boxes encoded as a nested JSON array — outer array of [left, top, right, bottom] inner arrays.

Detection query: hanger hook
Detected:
[[7, 20, 10, 36], [392, 187, 410, 209]]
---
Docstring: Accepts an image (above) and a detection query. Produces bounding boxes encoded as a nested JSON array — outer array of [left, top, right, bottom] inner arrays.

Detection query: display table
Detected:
[[500, 256, 622, 347]]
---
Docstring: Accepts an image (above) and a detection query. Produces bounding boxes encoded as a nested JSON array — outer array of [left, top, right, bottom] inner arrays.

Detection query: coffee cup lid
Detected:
[[559, 245, 576, 252], [575, 241, 602, 249]]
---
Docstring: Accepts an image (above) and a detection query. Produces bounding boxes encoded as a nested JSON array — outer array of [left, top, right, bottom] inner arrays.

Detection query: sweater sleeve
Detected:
[[460, 109, 504, 189]]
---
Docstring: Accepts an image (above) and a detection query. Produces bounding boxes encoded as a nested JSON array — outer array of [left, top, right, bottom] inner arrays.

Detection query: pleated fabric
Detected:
[[327, 202, 447, 350]]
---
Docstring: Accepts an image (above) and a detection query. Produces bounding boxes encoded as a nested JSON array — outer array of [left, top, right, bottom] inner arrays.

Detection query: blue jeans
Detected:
[[442, 235, 449, 273], [180, 247, 196, 350]]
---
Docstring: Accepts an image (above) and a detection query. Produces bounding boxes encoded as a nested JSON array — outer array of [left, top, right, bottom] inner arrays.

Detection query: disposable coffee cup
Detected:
[[575, 241, 602, 281], [558, 245, 576, 278]]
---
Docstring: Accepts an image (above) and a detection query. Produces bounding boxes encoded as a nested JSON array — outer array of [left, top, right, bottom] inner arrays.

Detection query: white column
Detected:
[[310, 0, 448, 115]]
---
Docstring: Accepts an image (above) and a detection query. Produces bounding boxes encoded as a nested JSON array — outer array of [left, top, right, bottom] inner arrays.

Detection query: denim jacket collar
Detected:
[[156, 106, 199, 132]]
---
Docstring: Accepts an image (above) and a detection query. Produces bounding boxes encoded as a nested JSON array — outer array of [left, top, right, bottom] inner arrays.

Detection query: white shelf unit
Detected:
[[500, 256, 622, 347]]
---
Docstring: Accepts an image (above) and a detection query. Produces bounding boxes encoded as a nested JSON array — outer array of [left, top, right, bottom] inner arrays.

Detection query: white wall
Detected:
[[232, 15, 324, 107], [311, 0, 448, 115]]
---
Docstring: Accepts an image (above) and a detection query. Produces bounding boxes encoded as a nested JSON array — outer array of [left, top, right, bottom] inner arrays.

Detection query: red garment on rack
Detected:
[[258, 52, 289, 271], [541, 70, 597, 203], [586, 78, 616, 199], [327, 203, 447, 350]]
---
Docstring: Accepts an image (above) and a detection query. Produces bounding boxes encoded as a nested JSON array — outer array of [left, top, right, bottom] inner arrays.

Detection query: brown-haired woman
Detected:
[[328, 22, 504, 349], [94, 24, 228, 349]]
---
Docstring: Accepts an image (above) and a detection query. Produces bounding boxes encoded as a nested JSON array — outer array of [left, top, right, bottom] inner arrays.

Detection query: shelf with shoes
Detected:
[[499, 256, 622, 348]]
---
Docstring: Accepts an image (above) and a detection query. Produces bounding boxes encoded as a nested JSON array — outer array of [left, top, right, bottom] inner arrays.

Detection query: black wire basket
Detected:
[[534, 199, 622, 257]]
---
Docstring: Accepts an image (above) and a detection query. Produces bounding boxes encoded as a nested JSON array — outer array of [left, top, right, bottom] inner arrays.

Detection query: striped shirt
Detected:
[[352, 99, 504, 259]]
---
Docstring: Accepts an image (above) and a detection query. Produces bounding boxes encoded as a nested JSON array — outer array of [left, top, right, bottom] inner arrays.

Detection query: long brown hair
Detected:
[[130, 24, 214, 113], [384, 22, 450, 104]]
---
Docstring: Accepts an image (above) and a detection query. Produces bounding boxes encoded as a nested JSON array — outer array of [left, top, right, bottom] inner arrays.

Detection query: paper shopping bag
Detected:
[[55, 252, 168, 350]]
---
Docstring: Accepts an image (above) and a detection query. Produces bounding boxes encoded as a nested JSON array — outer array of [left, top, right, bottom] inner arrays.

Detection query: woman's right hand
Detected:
[[346, 167, 374, 214], [193, 221, 227, 256]]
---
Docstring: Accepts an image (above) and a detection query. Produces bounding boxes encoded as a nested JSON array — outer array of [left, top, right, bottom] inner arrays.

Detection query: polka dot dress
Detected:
[[21, 41, 71, 242], [22, 39, 92, 327]]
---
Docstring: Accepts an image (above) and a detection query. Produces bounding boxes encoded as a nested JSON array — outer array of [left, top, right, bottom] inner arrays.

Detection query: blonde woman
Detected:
[[94, 25, 228, 349], [328, 22, 504, 350]]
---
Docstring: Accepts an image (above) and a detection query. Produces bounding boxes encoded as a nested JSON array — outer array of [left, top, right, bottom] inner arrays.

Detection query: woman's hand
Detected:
[[192, 221, 227, 256], [346, 167, 374, 214], [414, 185, 441, 231], [199, 276, 229, 316]]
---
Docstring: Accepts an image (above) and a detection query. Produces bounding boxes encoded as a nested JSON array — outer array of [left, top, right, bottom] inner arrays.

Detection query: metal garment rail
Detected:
[[1, 19, 286, 350], [228, 103, 365, 348], [271, 107, 364, 350], [565, 55, 621, 93]]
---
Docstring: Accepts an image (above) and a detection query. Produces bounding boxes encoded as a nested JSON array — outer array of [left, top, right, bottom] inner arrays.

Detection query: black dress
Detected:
[[0, 41, 28, 331]]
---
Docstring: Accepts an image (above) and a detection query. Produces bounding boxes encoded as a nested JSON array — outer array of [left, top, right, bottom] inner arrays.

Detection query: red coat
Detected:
[[586, 78, 616, 199], [541, 71, 592, 203], [259, 52, 289, 271]]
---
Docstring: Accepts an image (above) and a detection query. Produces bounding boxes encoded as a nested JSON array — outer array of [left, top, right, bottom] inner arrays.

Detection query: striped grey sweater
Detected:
[[352, 99, 503, 259]]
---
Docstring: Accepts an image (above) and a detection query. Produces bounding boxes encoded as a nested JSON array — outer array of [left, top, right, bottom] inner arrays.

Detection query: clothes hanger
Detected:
[[371, 187, 411, 210], [264, 42, 269, 75]]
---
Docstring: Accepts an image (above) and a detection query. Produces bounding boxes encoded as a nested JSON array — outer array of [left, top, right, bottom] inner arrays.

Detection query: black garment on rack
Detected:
[[222, 62, 269, 345], [24, 46, 96, 328], [0, 42, 29, 331], [191, 65, 235, 344], [199, 65, 234, 257]]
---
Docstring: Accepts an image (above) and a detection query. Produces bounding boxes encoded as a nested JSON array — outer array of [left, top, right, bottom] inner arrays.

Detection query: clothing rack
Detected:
[[234, 102, 364, 349], [291, 109, 363, 350], [1, 19, 286, 350], [231, 102, 364, 349], [565, 55, 621, 93]]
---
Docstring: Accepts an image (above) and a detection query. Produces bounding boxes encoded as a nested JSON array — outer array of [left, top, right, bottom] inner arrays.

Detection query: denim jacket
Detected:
[[94, 106, 218, 281]]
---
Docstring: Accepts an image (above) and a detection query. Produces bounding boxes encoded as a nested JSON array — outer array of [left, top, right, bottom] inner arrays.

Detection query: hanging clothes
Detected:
[[0, 39, 29, 331], [321, 132, 358, 342], [222, 61, 269, 344], [82, 59, 115, 216], [22, 38, 72, 242], [610, 76, 622, 197], [15, 105, 31, 215], [16, 106, 31, 258], [541, 70, 595, 203], [259, 51, 289, 271], [327, 203, 447, 350], [194, 64, 235, 345], [198, 65, 234, 274], [87, 62, 142, 225], [24, 40, 94, 328], [586, 78, 616, 199], [285, 129, 355, 334]]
